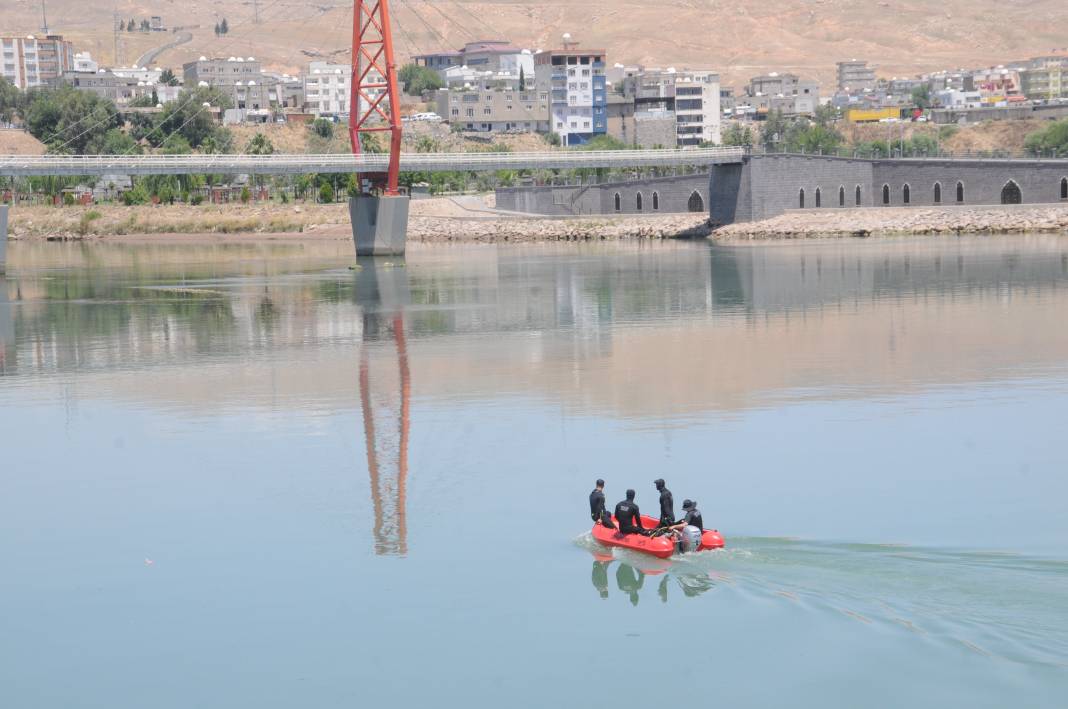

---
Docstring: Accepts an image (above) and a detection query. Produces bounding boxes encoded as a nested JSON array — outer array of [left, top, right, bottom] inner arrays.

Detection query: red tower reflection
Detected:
[[356, 264, 411, 555]]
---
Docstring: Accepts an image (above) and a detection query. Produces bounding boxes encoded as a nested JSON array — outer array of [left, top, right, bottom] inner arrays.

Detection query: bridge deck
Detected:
[[0, 148, 747, 177]]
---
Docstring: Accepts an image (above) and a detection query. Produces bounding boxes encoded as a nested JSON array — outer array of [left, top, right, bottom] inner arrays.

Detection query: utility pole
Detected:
[[40, 0, 50, 35], [254, 0, 261, 24]]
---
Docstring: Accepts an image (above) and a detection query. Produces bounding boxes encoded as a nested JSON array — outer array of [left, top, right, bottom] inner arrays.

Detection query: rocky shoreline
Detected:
[[714, 204, 1068, 240]]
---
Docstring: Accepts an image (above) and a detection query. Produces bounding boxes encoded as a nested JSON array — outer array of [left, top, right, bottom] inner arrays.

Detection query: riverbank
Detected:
[[2, 198, 713, 242], [714, 204, 1068, 240]]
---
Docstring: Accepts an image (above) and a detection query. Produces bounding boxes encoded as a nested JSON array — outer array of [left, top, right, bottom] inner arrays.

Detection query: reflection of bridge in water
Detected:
[[356, 260, 412, 556]]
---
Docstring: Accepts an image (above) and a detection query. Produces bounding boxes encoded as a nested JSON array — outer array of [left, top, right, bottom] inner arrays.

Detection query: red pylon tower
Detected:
[[349, 0, 403, 196]]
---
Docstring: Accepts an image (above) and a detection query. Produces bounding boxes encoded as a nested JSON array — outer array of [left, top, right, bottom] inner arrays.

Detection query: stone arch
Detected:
[[1001, 180, 1022, 205], [799, 188, 805, 209], [815, 187, 822, 208], [956, 181, 965, 203], [636, 192, 643, 211], [933, 182, 942, 204], [652, 191, 660, 210], [838, 185, 845, 207], [614, 192, 621, 211], [1060, 177, 1067, 199], [902, 183, 911, 205], [855, 185, 862, 206], [882, 184, 890, 205], [687, 191, 704, 212]]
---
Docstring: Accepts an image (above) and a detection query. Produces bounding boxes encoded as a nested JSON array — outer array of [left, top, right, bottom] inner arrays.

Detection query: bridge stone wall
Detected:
[[712, 155, 1068, 224], [496, 173, 711, 216], [0, 205, 7, 275]]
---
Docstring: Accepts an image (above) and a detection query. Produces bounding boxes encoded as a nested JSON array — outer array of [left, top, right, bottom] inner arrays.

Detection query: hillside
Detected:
[[4, 0, 1068, 88]]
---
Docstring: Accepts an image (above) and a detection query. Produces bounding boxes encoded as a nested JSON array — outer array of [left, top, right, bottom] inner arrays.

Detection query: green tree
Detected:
[[85, 127, 141, 155], [152, 87, 232, 148], [911, 84, 932, 110], [127, 19, 136, 32], [761, 110, 789, 150], [245, 133, 275, 155], [397, 64, 443, 95], [240, 186, 251, 203], [1024, 118, 1068, 157], [25, 86, 120, 154], [220, 18, 229, 34], [318, 182, 334, 203], [721, 123, 754, 147], [0, 77, 19, 123], [580, 135, 629, 151], [160, 69, 179, 87], [813, 103, 839, 127], [311, 117, 334, 139], [414, 135, 439, 153], [519, 66, 526, 91], [214, 22, 221, 36]]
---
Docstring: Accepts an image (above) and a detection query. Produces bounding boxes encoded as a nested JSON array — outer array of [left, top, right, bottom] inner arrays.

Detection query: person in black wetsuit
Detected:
[[589, 479, 606, 522], [654, 478, 675, 529], [614, 489, 647, 536], [670, 499, 705, 553]]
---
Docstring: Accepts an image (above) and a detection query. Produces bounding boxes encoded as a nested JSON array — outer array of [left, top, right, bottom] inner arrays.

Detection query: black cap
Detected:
[[682, 499, 694, 510], [626, 489, 635, 500], [595, 479, 605, 487]]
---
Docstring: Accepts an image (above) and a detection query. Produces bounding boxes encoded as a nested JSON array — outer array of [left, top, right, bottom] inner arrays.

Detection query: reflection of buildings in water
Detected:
[[356, 260, 412, 556], [0, 277, 11, 373]]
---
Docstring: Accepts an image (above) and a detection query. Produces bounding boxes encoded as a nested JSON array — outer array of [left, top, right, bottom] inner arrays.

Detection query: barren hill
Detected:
[[3, 0, 1068, 87]]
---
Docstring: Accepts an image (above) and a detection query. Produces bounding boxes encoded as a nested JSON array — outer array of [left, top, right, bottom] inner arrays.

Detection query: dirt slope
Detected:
[[4, 0, 1068, 87]]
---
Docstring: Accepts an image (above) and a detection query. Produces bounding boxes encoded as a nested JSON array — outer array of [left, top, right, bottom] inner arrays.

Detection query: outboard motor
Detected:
[[678, 525, 702, 553]]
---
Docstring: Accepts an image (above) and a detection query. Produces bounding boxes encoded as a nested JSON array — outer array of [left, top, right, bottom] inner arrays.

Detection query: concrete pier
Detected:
[[0, 204, 8, 275], [349, 195, 410, 257]]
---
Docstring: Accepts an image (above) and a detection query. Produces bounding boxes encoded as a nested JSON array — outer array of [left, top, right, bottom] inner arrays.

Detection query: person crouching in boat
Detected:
[[614, 489, 649, 536], [670, 499, 704, 552], [654, 478, 675, 529], [590, 478, 615, 529]]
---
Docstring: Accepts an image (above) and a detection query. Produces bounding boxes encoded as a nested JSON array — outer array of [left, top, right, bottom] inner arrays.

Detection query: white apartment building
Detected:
[[112, 65, 163, 84], [534, 42, 608, 146], [303, 61, 383, 117], [73, 52, 98, 73], [674, 70, 721, 146], [1, 34, 75, 89]]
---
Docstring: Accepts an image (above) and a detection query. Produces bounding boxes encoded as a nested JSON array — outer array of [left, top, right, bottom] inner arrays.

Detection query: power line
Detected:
[[418, 1, 476, 43], [440, 0, 502, 41], [393, 0, 453, 53]]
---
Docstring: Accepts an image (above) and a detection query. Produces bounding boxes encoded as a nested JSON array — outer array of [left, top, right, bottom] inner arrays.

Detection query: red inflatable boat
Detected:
[[591, 514, 725, 559]]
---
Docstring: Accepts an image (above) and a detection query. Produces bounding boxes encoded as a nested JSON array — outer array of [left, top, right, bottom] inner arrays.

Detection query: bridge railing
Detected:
[[0, 147, 749, 177]]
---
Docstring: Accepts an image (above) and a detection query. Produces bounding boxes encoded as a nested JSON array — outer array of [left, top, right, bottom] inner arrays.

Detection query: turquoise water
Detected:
[[1, 237, 1067, 707]]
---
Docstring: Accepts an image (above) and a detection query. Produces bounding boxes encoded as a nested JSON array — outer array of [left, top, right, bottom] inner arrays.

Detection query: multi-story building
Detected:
[[836, 60, 877, 93], [436, 86, 549, 133], [415, 40, 533, 78], [1020, 63, 1067, 101], [745, 72, 820, 115], [673, 70, 720, 146], [112, 65, 163, 85], [185, 56, 300, 111], [73, 52, 98, 73], [55, 70, 147, 104], [302, 61, 382, 117], [1, 34, 75, 89], [534, 42, 607, 146]]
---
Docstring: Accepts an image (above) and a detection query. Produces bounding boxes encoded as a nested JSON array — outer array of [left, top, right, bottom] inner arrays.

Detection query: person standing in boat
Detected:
[[614, 489, 647, 536], [654, 478, 675, 529]]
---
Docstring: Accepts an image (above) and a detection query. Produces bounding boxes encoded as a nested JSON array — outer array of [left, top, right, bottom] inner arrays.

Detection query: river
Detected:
[[1, 236, 1067, 707]]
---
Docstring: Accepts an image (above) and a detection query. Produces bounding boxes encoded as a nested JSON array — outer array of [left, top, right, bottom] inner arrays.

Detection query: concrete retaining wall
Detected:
[[496, 173, 711, 216], [0, 204, 7, 275]]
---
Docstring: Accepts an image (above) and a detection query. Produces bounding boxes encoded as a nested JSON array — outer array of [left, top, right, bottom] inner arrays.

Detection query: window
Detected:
[[688, 191, 705, 212], [956, 181, 965, 203], [652, 192, 660, 210], [815, 187, 822, 208], [902, 184, 911, 205], [1001, 180, 1022, 204], [934, 182, 942, 204], [799, 188, 806, 209], [636, 192, 643, 211], [882, 184, 890, 205], [838, 186, 845, 207], [614, 193, 621, 212], [1060, 177, 1067, 199], [855, 186, 862, 206]]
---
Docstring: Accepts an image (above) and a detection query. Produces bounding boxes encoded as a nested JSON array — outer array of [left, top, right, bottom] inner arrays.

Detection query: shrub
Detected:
[[190, 195, 204, 206], [240, 186, 251, 204], [319, 182, 334, 203]]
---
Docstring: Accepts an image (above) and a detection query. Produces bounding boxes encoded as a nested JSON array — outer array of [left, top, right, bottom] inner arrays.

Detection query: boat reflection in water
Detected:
[[590, 551, 715, 605], [354, 259, 412, 556]]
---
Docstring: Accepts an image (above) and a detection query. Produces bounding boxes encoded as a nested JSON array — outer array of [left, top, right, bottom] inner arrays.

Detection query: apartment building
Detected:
[[1020, 63, 1067, 101], [673, 70, 720, 145], [436, 87, 549, 132], [302, 61, 383, 117], [184, 56, 300, 111], [56, 71, 146, 104], [73, 52, 98, 73], [534, 42, 607, 145], [836, 60, 877, 93], [415, 40, 533, 78], [745, 72, 820, 115], [1, 35, 75, 89]]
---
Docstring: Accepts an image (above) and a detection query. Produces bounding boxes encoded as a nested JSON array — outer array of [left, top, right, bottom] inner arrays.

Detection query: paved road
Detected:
[[135, 31, 192, 68]]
